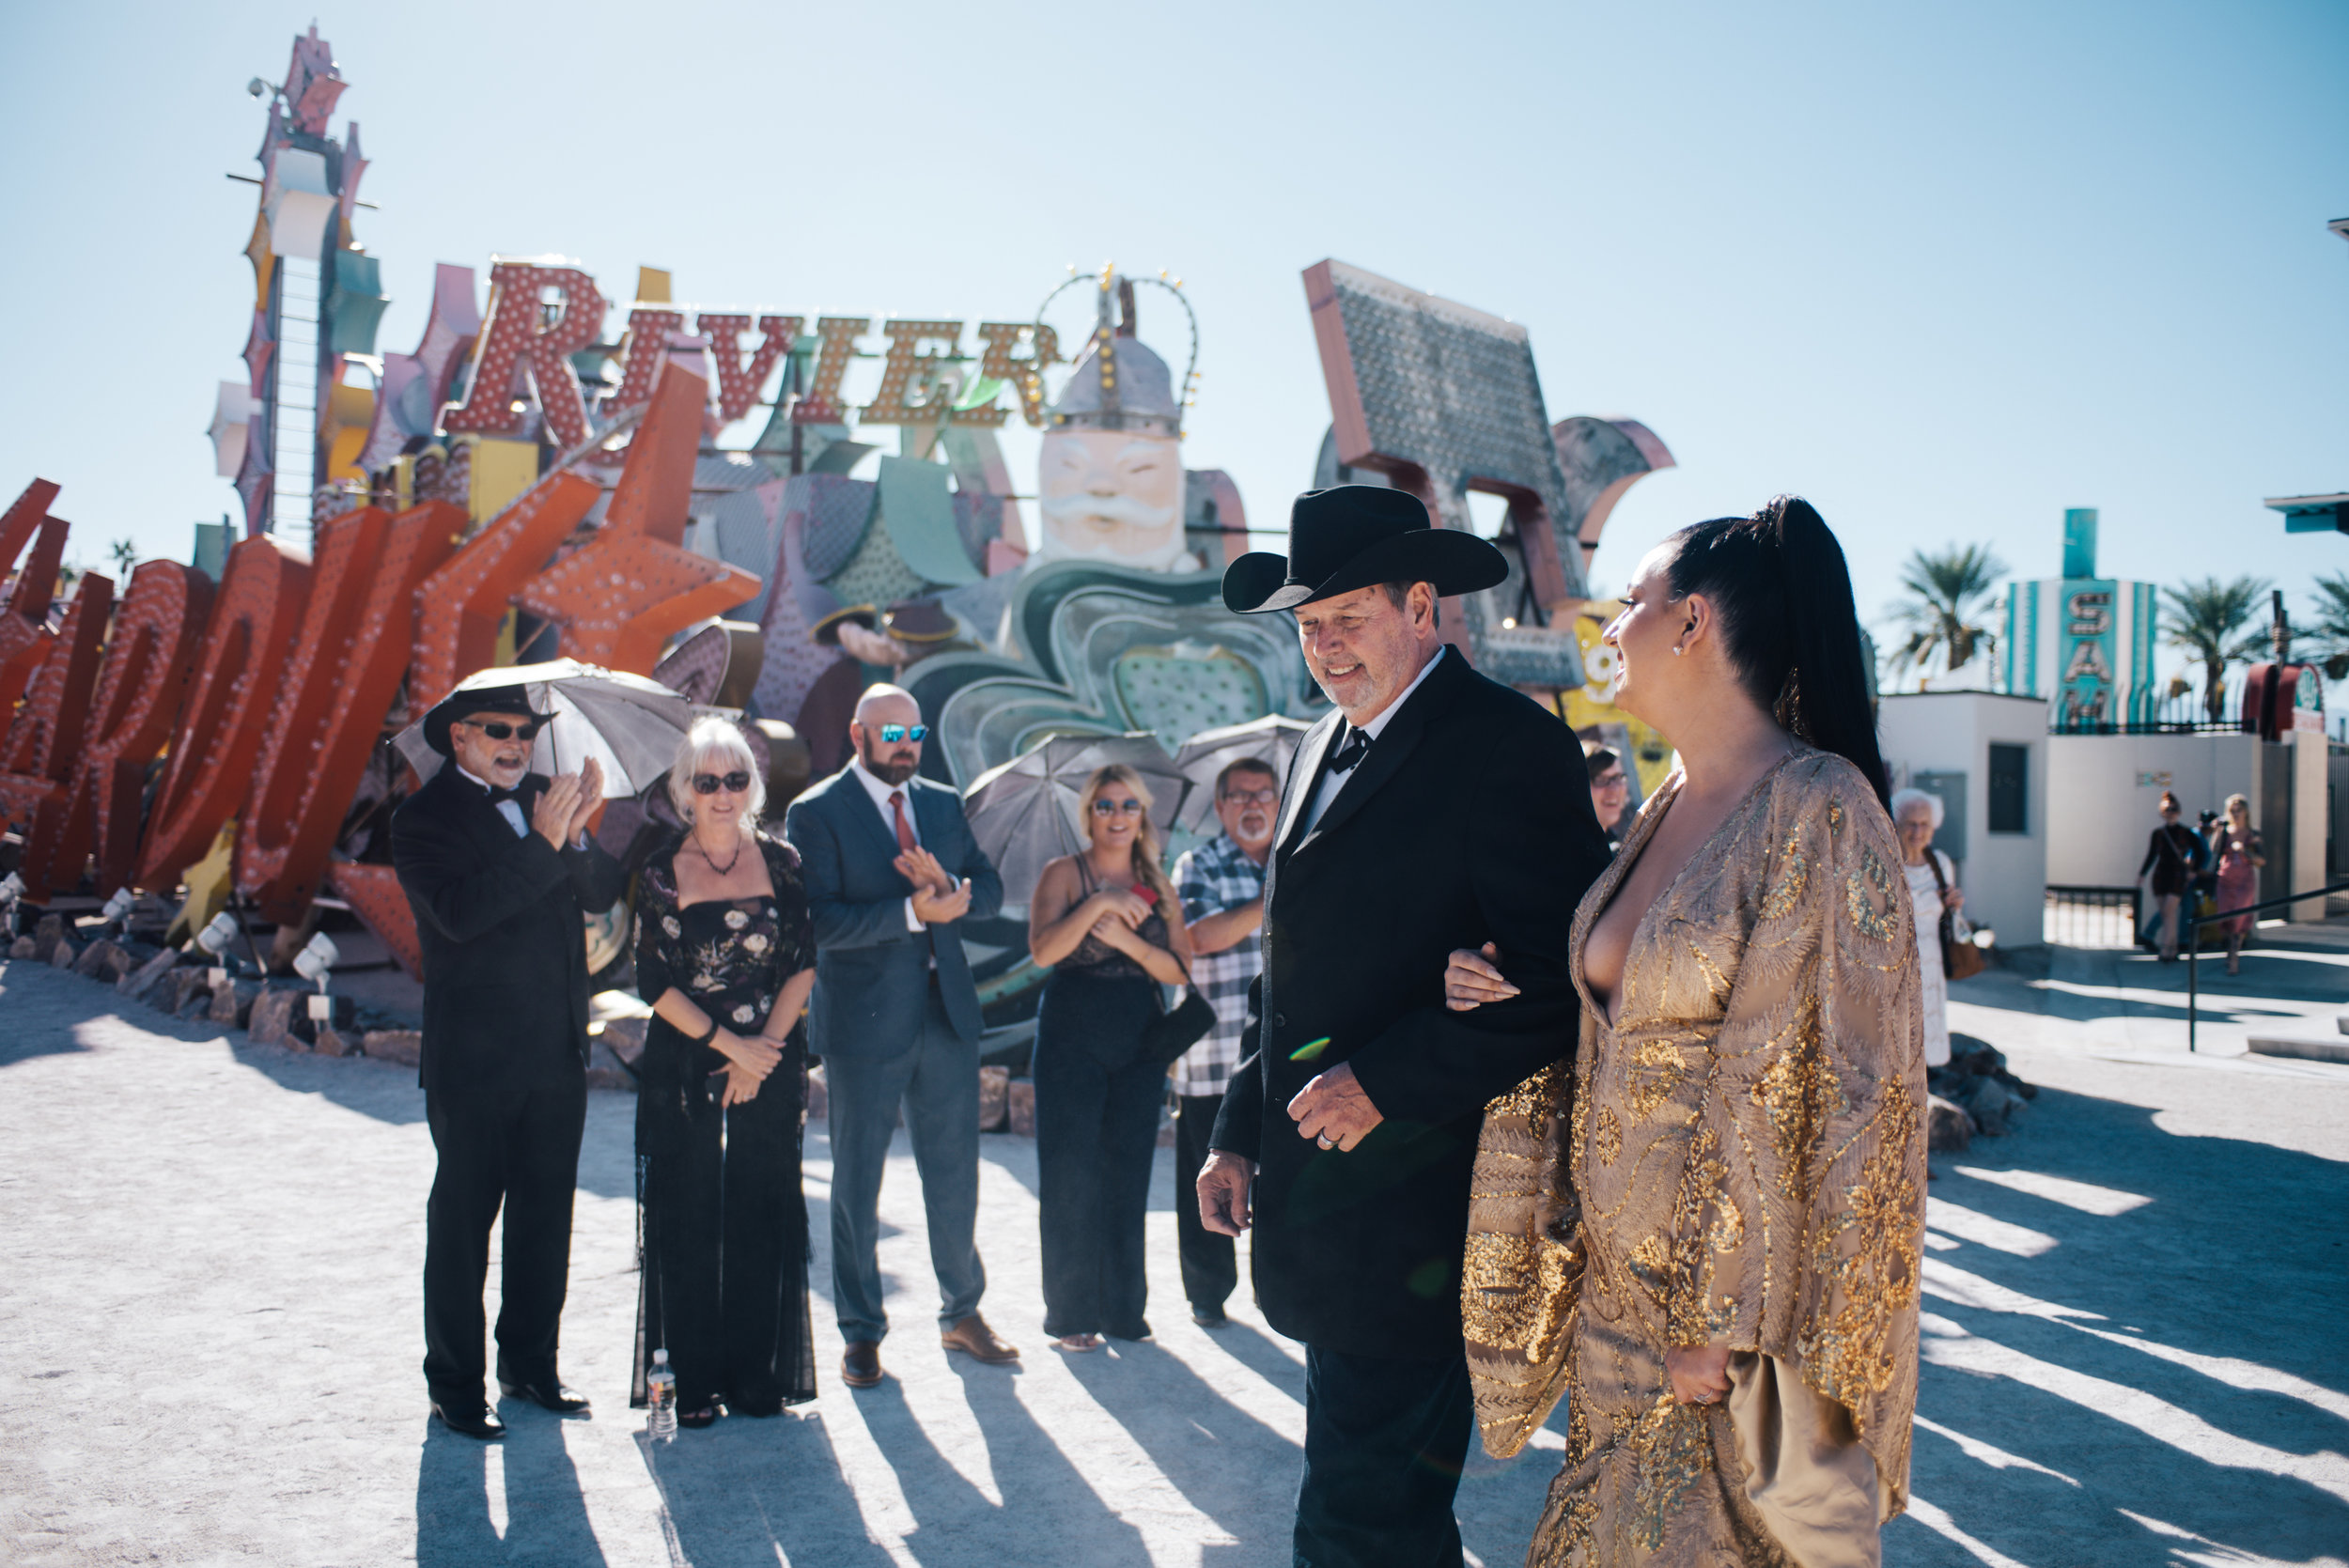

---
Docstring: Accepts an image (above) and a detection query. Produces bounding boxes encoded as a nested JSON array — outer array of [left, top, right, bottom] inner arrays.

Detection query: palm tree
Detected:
[[1887, 543, 2007, 686], [2160, 576, 2270, 722], [2307, 572, 2349, 677], [109, 537, 137, 576]]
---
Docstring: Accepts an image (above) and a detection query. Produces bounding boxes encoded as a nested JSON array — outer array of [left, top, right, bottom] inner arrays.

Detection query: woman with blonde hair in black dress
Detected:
[[1027, 763, 1193, 1352], [631, 717, 817, 1425]]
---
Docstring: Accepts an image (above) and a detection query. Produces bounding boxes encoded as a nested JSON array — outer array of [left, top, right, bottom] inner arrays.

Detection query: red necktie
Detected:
[[890, 791, 917, 854]]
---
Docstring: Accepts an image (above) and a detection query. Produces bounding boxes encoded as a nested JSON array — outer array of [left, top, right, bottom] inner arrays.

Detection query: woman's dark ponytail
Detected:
[[1663, 495, 1890, 807]]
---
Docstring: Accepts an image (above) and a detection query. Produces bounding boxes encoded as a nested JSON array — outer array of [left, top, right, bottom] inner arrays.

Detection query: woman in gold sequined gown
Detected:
[[1449, 498, 1925, 1567]]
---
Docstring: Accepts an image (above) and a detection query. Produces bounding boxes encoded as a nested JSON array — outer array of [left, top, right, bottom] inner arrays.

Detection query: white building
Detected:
[[1876, 691, 2049, 951]]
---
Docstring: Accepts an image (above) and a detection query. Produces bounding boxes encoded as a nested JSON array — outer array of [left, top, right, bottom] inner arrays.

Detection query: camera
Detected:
[[2197, 810, 2218, 828]]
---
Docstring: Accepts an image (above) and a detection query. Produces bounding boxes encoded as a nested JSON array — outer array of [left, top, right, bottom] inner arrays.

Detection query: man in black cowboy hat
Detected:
[[393, 681, 624, 1440], [1195, 487, 1610, 1566]]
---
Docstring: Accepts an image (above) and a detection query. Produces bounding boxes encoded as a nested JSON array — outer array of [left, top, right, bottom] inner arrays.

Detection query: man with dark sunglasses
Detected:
[[393, 682, 625, 1440], [783, 684, 1013, 1389]]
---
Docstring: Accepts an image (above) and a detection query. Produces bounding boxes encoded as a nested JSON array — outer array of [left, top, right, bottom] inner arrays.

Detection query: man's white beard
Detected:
[[1036, 490, 1191, 571]]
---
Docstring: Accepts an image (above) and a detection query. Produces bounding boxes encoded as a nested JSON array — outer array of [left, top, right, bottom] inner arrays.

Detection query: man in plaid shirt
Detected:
[[1170, 757, 1280, 1326]]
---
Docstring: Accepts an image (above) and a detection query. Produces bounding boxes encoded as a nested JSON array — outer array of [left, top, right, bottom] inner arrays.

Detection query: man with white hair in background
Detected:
[[1168, 755, 1280, 1327], [783, 684, 1014, 1390]]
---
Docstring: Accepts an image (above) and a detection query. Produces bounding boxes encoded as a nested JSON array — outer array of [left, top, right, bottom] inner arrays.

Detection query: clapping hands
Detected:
[[897, 846, 972, 924], [528, 757, 606, 849]]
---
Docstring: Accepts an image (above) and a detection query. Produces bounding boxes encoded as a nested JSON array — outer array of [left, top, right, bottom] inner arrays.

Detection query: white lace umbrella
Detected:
[[961, 733, 1190, 909], [1170, 713, 1312, 832], [395, 659, 693, 800]]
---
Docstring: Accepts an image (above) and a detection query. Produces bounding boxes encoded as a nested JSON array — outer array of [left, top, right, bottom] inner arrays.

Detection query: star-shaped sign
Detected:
[[514, 364, 757, 674]]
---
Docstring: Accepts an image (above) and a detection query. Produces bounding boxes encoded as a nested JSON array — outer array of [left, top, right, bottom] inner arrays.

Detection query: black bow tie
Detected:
[[1327, 727, 1371, 774], [485, 782, 526, 806]]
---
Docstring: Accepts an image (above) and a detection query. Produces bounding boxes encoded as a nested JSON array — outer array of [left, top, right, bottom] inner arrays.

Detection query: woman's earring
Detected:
[[1672, 645, 1685, 657]]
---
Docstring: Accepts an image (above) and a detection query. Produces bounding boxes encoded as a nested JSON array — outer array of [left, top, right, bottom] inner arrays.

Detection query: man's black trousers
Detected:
[[1174, 1094, 1237, 1312], [1294, 1343, 1474, 1568], [422, 1079, 586, 1409]]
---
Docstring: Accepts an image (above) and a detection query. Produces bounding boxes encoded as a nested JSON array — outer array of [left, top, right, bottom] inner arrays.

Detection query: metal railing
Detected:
[[2185, 879, 2349, 1050], [2045, 885, 2140, 949]]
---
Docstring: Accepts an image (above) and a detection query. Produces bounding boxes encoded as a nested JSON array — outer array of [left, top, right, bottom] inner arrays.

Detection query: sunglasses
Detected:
[[462, 719, 543, 741], [1091, 798, 1145, 816], [692, 771, 754, 796], [874, 724, 928, 744]]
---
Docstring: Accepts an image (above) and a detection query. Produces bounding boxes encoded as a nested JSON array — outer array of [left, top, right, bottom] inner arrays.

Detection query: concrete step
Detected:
[[2336, 1015, 2348, 1035], [2247, 1032, 2349, 1064]]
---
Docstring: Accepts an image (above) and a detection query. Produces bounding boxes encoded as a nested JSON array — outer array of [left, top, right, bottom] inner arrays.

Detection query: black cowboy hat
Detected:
[[423, 682, 552, 758], [1221, 486, 1508, 614]]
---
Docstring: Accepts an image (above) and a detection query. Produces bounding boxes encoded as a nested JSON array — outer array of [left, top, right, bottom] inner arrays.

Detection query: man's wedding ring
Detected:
[[1316, 1134, 1335, 1150]]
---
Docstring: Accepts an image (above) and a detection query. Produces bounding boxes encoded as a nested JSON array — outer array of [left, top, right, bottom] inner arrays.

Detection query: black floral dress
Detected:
[[630, 831, 817, 1415]]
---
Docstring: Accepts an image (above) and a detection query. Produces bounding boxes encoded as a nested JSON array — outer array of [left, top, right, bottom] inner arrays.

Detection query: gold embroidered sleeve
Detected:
[[1463, 1040, 1582, 1458]]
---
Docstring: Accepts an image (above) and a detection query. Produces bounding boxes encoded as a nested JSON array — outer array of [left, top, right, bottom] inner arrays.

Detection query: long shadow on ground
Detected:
[[1890, 1084, 2349, 1565]]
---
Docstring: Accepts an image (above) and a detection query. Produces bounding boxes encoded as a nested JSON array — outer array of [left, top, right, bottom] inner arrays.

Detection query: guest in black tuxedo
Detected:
[[393, 683, 625, 1441], [1195, 488, 1611, 1567]]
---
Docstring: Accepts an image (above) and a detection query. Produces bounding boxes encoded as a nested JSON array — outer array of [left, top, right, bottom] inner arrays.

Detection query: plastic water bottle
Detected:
[[646, 1349, 677, 1439]]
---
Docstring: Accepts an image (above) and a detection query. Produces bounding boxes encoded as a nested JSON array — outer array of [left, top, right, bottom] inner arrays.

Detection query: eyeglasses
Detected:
[[1091, 799, 1145, 816], [462, 718, 543, 741], [875, 723, 928, 744], [1220, 786, 1279, 806], [1592, 772, 1628, 791], [692, 771, 754, 795]]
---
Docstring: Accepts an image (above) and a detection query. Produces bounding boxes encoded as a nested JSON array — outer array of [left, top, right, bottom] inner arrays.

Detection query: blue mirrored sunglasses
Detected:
[[877, 723, 928, 744]]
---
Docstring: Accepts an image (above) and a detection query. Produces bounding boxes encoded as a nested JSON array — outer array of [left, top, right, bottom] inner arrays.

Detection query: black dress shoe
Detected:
[[497, 1376, 591, 1413], [1190, 1305, 1229, 1327], [431, 1402, 506, 1440]]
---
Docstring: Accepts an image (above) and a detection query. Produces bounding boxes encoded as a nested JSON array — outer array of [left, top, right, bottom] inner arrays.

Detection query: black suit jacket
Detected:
[[783, 765, 1004, 1055], [1210, 648, 1610, 1359], [391, 767, 627, 1093]]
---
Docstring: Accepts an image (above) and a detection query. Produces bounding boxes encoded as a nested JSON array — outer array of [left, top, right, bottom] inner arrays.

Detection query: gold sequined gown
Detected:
[[1465, 749, 1925, 1567]]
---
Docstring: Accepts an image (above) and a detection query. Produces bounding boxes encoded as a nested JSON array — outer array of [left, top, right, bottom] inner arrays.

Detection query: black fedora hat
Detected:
[[423, 682, 552, 758], [1222, 486, 1508, 614]]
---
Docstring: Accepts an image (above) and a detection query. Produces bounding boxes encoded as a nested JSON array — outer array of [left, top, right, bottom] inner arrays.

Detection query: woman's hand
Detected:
[[1091, 889, 1154, 929], [719, 1062, 764, 1107], [1088, 911, 1144, 954], [1942, 887, 1965, 911], [1665, 1344, 1733, 1405], [712, 1028, 781, 1081], [1444, 942, 1519, 1012]]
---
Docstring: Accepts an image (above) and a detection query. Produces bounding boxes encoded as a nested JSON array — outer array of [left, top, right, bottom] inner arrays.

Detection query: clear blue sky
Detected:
[[2, 0, 2342, 682]]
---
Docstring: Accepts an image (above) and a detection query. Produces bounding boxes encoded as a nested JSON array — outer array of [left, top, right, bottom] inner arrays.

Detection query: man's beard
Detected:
[[859, 737, 918, 785], [1036, 490, 1188, 569]]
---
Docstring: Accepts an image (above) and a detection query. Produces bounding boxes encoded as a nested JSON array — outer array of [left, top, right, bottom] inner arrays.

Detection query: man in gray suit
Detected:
[[784, 684, 1017, 1388]]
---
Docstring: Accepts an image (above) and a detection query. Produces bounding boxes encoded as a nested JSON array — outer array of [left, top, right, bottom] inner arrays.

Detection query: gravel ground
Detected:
[[2, 936, 2344, 1567]]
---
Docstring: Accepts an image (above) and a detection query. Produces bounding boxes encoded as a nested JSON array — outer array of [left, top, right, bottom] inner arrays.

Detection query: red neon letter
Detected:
[[238, 503, 459, 919], [443, 261, 607, 450], [19, 563, 212, 896], [138, 536, 313, 888]]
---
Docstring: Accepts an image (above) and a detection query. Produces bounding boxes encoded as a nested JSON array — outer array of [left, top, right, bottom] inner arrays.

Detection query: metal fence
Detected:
[[2051, 670, 2246, 736], [2044, 885, 2139, 948]]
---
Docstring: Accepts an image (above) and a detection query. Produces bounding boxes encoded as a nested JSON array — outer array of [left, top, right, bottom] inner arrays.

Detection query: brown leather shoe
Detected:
[[841, 1341, 883, 1388], [941, 1314, 1019, 1364]]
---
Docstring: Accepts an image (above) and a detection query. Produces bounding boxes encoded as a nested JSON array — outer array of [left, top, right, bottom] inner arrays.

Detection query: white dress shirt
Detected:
[[849, 758, 939, 932], [455, 764, 590, 848], [1299, 645, 1450, 838], [456, 763, 530, 839]]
